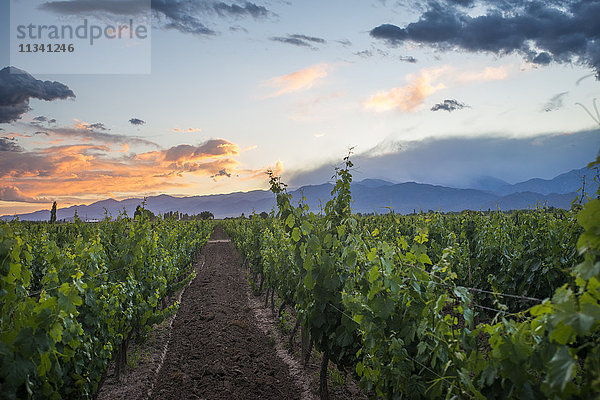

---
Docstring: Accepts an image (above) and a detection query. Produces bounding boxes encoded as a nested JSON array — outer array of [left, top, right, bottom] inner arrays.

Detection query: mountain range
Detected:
[[2, 167, 593, 221]]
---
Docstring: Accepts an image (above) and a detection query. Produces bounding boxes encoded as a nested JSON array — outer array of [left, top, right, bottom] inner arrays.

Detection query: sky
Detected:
[[1, 0, 599, 216]]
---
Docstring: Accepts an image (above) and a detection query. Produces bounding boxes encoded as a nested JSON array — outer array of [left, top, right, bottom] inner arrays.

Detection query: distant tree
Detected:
[[134, 205, 156, 220], [259, 211, 268, 219], [164, 211, 180, 220], [49, 201, 57, 224], [199, 211, 214, 220]]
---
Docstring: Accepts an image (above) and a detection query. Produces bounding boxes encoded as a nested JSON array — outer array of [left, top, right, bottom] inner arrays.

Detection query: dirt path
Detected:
[[148, 225, 303, 400]]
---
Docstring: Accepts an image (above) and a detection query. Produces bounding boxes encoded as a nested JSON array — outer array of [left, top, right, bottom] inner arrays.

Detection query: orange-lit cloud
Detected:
[[243, 160, 284, 180], [173, 128, 202, 133], [364, 65, 512, 113], [2, 132, 31, 138], [0, 138, 276, 203], [264, 63, 330, 98], [455, 66, 510, 84], [0, 186, 49, 203], [364, 67, 449, 112]]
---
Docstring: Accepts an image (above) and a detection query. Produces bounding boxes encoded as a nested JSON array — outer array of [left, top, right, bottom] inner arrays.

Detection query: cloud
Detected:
[[40, 0, 149, 15], [211, 168, 232, 180], [447, 0, 475, 6], [173, 127, 202, 133], [399, 55, 418, 63], [87, 122, 109, 131], [151, 0, 271, 36], [30, 121, 157, 147], [271, 34, 326, 49], [364, 67, 448, 112], [454, 66, 510, 84], [0, 186, 49, 203], [355, 50, 373, 58], [543, 91, 569, 112], [136, 139, 238, 164], [0, 67, 75, 123], [33, 116, 48, 122], [129, 118, 146, 125], [263, 63, 330, 98], [0, 139, 249, 200], [229, 25, 249, 33], [287, 129, 600, 188], [370, 1, 600, 77], [364, 65, 510, 112], [213, 1, 269, 18], [0, 137, 24, 152], [151, 0, 215, 35], [40, 0, 272, 36], [431, 99, 469, 112]]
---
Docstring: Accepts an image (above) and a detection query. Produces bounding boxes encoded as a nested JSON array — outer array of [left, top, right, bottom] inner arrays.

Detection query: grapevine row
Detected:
[[225, 155, 599, 399], [0, 212, 213, 399]]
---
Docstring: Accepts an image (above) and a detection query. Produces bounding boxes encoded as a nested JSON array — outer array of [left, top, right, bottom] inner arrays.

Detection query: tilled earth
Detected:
[[149, 225, 302, 400]]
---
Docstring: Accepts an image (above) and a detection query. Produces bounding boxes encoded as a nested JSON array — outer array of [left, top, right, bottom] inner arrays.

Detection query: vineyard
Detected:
[[225, 154, 600, 399], [0, 215, 213, 399], [1, 156, 599, 399]]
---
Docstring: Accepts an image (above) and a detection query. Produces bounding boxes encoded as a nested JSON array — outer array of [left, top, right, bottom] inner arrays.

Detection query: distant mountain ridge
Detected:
[[2, 167, 591, 221], [494, 167, 591, 195]]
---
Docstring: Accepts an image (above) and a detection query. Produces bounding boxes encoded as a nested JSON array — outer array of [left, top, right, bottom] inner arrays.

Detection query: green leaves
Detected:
[[546, 347, 576, 392], [0, 218, 214, 398], [291, 227, 301, 242], [230, 160, 600, 399]]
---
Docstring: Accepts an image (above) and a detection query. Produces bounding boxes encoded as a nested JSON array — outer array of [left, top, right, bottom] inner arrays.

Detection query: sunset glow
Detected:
[[1, 0, 599, 217]]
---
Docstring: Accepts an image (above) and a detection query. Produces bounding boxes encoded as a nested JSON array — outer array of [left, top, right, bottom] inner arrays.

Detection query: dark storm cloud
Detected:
[[41, 0, 272, 36], [152, 0, 271, 35], [129, 118, 146, 125], [447, 0, 475, 6], [287, 129, 600, 189], [543, 91, 568, 112], [213, 2, 269, 18], [370, 0, 600, 77], [40, 0, 149, 15], [271, 34, 326, 48], [151, 0, 216, 35], [0, 67, 75, 124], [431, 99, 469, 112], [0, 137, 23, 152]]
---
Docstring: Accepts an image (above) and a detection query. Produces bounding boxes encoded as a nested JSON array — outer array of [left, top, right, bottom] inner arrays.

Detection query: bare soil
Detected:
[[97, 224, 366, 400]]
